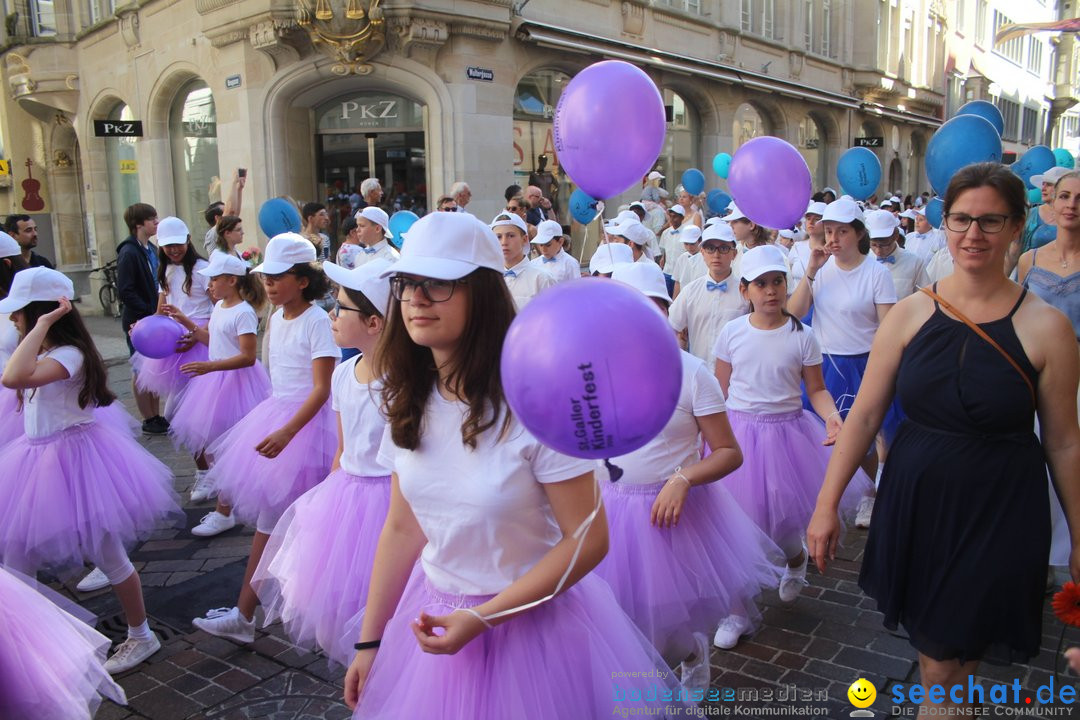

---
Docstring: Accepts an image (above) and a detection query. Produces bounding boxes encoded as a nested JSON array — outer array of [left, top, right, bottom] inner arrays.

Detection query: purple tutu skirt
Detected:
[[595, 480, 784, 664], [0, 386, 22, 448], [132, 328, 210, 398], [169, 361, 271, 455], [0, 566, 126, 720], [353, 567, 690, 718], [252, 470, 390, 667], [207, 397, 336, 527], [0, 420, 183, 576], [722, 409, 873, 545]]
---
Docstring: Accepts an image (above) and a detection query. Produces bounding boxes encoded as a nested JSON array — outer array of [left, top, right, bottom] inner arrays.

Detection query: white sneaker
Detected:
[[191, 511, 235, 537], [75, 567, 110, 593], [855, 496, 875, 529], [712, 614, 751, 649], [680, 632, 711, 695], [779, 547, 809, 603], [190, 470, 217, 503], [104, 633, 160, 674], [192, 606, 255, 643]]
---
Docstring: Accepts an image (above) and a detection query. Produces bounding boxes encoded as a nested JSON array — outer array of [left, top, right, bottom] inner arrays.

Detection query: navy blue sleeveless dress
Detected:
[[859, 287, 1048, 664]]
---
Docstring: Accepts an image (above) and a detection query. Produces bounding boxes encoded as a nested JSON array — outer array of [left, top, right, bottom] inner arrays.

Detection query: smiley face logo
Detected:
[[848, 678, 876, 709]]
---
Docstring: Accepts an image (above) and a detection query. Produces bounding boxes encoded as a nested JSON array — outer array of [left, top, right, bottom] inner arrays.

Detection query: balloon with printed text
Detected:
[[257, 198, 302, 239], [925, 115, 1002, 195], [1012, 146, 1056, 189], [681, 169, 705, 196], [836, 147, 882, 201], [388, 211, 419, 248]]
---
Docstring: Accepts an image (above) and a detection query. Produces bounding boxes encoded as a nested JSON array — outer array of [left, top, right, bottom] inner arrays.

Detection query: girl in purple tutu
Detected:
[[713, 246, 872, 632], [596, 262, 783, 690], [0, 230, 29, 444], [343, 212, 684, 719], [164, 251, 270, 509], [252, 258, 393, 667], [0, 268, 183, 675], [131, 217, 213, 411], [192, 233, 339, 643]]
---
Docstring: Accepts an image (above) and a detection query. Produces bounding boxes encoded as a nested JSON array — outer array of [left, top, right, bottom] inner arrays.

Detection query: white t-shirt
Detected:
[[332, 356, 391, 477], [668, 271, 750, 369], [530, 250, 579, 283], [789, 241, 813, 286], [877, 247, 930, 301], [925, 246, 954, 284], [203, 227, 218, 257], [162, 260, 213, 321], [353, 240, 400, 266], [671, 251, 707, 289], [809, 255, 897, 355], [0, 314, 18, 368], [25, 346, 95, 438], [597, 351, 726, 485], [904, 229, 947, 262], [504, 257, 556, 309], [208, 300, 259, 361], [377, 391, 595, 595], [714, 314, 822, 414], [659, 227, 684, 272], [267, 304, 340, 400]]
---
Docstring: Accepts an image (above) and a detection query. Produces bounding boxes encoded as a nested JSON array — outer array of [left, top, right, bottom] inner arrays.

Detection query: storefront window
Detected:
[[660, 89, 699, 189], [798, 114, 826, 189], [105, 102, 140, 242], [733, 103, 768, 151], [169, 80, 220, 242], [514, 69, 572, 222]]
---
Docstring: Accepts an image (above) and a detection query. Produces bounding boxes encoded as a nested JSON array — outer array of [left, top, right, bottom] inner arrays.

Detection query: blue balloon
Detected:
[[1054, 147, 1076, 169], [681, 168, 706, 196], [388, 211, 419, 248], [706, 190, 732, 215], [925, 197, 943, 229], [1028, 187, 1043, 205], [569, 188, 599, 224], [836, 147, 882, 201], [1012, 145, 1056, 188], [257, 198, 302, 238], [925, 114, 1002, 195], [956, 100, 1004, 137], [712, 153, 732, 179]]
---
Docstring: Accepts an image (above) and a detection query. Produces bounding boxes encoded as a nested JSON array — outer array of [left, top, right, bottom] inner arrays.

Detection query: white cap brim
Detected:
[[0, 294, 29, 313], [252, 260, 295, 275], [379, 256, 480, 281], [740, 263, 789, 282]]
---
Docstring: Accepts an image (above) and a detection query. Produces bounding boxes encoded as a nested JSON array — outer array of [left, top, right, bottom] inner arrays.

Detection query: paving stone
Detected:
[[752, 626, 811, 653], [189, 656, 233, 679], [127, 684, 202, 720], [232, 650, 288, 679], [116, 671, 160, 699], [139, 572, 171, 588], [833, 646, 916, 680], [201, 557, 246, 572], [143, 659, 187, 683], [167, 671, 210, 695], [144, 559, 204, 572], [216, 668, 261, 692]]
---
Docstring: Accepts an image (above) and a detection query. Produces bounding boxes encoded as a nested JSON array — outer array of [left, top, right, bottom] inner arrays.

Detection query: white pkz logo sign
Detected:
[[340, 99, 399, 121]]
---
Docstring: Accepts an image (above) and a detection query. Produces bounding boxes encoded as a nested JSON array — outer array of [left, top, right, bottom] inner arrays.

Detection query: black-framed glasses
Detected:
[[440, 206, 457, 212], [943, 213, 1010, 234], [701, 244, 736, 255], [333, 301, 364, 316], [389, 276, 467, 303]]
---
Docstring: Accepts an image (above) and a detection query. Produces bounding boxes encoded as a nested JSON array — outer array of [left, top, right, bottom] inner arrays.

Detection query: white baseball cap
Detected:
[[879, 198, 894, 208], [157, 217, 190, 246], [531, 220, 563, 245], [648, 171, 665, 181], [381, 212, 503, 280], [0, 231, 19, 258], [899, 209, 918, 221], [613, 222, 654, 248], [490, 212, 529, 235], [324, 258, 392, 316], [701, 222, 737, 245], [356, 206, 393, 239], [704, 216, 724, 227], [890, 196, 902, 204], [679, 225, 703, 244], [628, 201, 647, 213], [198, 252, 248, 278], [865, 209, 900, 239], [778, 229, 798, 240], [821, 198, 865, 225], [612, 261, 672, 304], [1031, 166, 1072, 187], [725, 202, 748, 222], [740, 245, 789, 282], [588, 243, 634, 275], [805, 202, 828, 217], [0, 267, 75, 313], [669, 205, 686, 217], [252, 233, 317, 274], [914, 206, 927, 217], [822, 186, 837, 196]]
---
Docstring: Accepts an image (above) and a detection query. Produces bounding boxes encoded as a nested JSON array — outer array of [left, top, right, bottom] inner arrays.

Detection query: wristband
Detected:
[[668, 468, 691, 489], [457, 607, 494, 629], [353, 639, 380, 651]]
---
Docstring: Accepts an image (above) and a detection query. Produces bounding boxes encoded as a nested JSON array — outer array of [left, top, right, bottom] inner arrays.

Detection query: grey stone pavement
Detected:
[[36, 314, 1079, 718]]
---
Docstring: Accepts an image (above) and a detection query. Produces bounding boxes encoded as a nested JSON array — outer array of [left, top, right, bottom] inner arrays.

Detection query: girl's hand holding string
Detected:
[[180, 361, 214, 377], [824, 412, 843, 446], [412, 608, 490, 655], [255, 426, 296, 458], [650, 470, 691, 528]]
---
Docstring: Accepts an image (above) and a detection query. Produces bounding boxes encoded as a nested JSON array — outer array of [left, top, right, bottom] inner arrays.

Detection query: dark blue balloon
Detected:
[[836, 147, 882, 201], [956, 100, 1004, 137], [569, 188, 599, 224], [257, 198, 302, 238], [681, 168, 705, 196], [388, 211, 419, 248], [706, 189, 732, 215], [925, 197, 943, 229], [926, 115, 1002, 195], [1012, 145, 1056, 188]]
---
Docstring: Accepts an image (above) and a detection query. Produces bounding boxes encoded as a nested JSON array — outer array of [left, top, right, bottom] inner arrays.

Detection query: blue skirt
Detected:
[[802, 352, 904, 445]]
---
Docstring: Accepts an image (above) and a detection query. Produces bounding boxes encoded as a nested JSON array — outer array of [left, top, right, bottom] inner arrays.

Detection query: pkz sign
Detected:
[[316, 93, 424, 132], [94, 120, 143, 137], [855, 136, 884, 148], [340, 99, 399, 122]]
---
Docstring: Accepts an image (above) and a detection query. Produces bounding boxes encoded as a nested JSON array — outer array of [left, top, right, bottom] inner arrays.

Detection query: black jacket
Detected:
[[116, 236, 156, 330]]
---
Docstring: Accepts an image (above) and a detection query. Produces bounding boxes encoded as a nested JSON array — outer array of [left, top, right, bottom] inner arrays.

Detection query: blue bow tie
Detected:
[[877, 256, 896, 264], [706, 280, 728, 292], [362, 247, 378, 255], [504, 269, 517, 278], [542, 257, 557, 263]]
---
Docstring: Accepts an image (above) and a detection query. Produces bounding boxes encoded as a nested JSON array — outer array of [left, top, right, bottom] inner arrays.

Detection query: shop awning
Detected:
[[860, 102, 943, 129]]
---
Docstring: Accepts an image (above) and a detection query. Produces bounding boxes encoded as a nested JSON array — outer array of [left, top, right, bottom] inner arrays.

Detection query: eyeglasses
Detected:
[[389, 276, 467, 303], [943, 213, 1011, 234], [333, 301, 364, 316], [440, 206, 457, 212], [507, 206, 523, 212], [701, 244, 737, 255]]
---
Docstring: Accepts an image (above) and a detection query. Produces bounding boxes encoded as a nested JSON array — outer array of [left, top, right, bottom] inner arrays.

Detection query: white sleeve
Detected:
[[668, 291, 689, 332], [914, 257, 931, 290], [530, 440, 597, 485], [801, 326, 823, 366], [872, 264, 899, 304], [375, 423, 398, 472], [235, 306, 258, 336], [713, 321, 733, 364], [690, 359, 726, 416], [307, 311, 342, 360], [46, 345, 84, 377]]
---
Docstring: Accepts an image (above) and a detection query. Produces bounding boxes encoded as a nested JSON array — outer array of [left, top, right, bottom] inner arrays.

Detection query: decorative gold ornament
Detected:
[[296, 0, 385, 75]]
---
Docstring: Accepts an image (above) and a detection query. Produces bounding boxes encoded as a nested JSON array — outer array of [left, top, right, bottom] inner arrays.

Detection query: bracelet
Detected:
[[456, 607, 494, 630], [806, 274, 816, 282], [353, 639, 381, 651], [668, 468, 691, 489], [826, 411, 841, 421]]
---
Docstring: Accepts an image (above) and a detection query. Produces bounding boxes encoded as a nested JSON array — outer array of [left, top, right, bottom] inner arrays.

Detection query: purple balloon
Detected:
[[501, 279, 681, 459], [727, 137, 812, 229], [553, 61, 666, 200], [130, 316, 186, 359]]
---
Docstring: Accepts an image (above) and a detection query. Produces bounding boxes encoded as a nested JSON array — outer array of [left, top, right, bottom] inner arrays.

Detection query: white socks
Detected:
[[127, 620, 152, 640]]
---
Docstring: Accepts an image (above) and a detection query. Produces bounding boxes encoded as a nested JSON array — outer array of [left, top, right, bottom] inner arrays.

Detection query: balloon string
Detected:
[[476, 476, 602, 624]]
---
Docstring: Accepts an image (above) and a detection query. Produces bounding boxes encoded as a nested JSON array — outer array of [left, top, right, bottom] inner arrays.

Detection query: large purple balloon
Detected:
[[501, 279, 681, 460], [553, 61, 666, 200], [727, 137, 812, 229], [130, 316, 185, 359]]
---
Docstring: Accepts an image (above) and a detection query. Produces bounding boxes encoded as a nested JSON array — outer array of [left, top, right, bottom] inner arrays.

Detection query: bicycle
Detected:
[[93, 260, 122, 318]]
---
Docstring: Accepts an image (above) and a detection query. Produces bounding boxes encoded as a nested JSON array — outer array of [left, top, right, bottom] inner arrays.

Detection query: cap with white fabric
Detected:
[[531, 220, 563, 245], [607, 221, 653, 248], [628, 202, 646, 212], [704, 216, 724, 227], [725, 202, 748, 222], [0, 267, 75, 313], [588, 243, 634, 275], [864, 209, 900, 239], [198, 252, 248, 278], [822, 187, 837, 196], [778, 229, 798, 241], [899, 209, 918, 220], [914, 206, 927, 217], [679, 226, 703, 244], [740, 245, 789, 282], [890, 196, 902, 204], [701, 222, 736, 246], [380, 212, 502, 280], [821, 198, 864, 225], [648, 171, 665, 181], [612, 261, 672, 304], [0, 231, 19, 258], [669, 205, 686, 217], [613, 210, 639, 225], [805, 201, 828, 217], [879, 198, 894, 208], [490, 212, 529, 235], [156, 217, 190, 246], [253, 233, 317, 274], [1031, 166, 1072, 188], [324, 258, 393, 316], [356, 206, 393, 239]]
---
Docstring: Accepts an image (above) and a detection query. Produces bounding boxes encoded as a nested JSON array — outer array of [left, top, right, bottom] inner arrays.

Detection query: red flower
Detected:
[[1053, 582, 1080, 627], [241, 250, 252, 260]]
